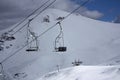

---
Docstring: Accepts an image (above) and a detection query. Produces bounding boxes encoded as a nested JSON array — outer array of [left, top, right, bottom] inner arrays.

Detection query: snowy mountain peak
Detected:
[[0, 8, 120, 80]]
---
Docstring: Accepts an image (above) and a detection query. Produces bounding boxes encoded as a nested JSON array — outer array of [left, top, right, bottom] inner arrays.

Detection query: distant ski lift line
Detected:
[[11, 0, 56, 35], [0, 0, 90, 64]]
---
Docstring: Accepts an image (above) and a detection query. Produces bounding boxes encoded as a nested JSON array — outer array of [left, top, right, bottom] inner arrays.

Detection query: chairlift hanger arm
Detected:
[[28, 18, 33, 28], [26, 18, 39, 52], [55, 22, 63, 41], [57, 22, 62, 30], [55, 22, 64, 44], [29, 18, 34, 22]]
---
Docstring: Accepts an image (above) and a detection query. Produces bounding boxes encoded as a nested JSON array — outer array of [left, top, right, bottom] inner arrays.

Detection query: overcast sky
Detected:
[[0, 0, 120, 30]]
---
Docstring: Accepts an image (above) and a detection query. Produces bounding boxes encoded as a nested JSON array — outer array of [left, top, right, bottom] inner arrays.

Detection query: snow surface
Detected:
[[37, 66, 120, 80], [0, 8, 120, 80], [101, 55, 120, 65]]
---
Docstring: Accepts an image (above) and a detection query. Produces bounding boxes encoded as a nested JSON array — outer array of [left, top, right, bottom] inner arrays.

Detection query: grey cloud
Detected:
[[0, 0, 52, 30], [0, 0, 103, 30], [51, 0, 103, 19], [0, 0, 21, 13], [0, 0, 34, 30]]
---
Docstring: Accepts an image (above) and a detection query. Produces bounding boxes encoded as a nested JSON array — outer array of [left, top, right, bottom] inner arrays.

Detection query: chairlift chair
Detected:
[[26, 19, 39, 52], [54, 22, 67, 52], [26, 37, 39, 52], [55, 47, 67, 52], [26, 47, 38, 52]]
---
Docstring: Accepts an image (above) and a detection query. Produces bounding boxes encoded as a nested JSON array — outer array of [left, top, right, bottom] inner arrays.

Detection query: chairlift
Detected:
[[72, 60, 83, 66], [26, 47, 38, 52], [54, 22, 67, 52], [26, 37, 39, 52], [26, 19, 39, 52], [55, 47, 67, 52]]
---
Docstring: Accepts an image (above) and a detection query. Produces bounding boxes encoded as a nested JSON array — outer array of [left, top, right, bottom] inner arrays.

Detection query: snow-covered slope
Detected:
[[0, 8, 120, 80], [37, 66, 120, 80], [102, 55, 120, 65]]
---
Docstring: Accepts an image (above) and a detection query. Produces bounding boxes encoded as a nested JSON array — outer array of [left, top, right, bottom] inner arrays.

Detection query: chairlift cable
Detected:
[[0, 0, 89, 64], [12, 0, 57, 35], [9, 0, 51, 33]]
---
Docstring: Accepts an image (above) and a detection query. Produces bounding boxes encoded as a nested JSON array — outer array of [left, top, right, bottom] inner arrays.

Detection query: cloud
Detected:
[[51, 0, 79, 11], [0, 0, 43, 30], [0, 0, 103, 30], [0, 0, 29, 30], [52, 0, 103, 19], [80, 10, 104, 19]]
